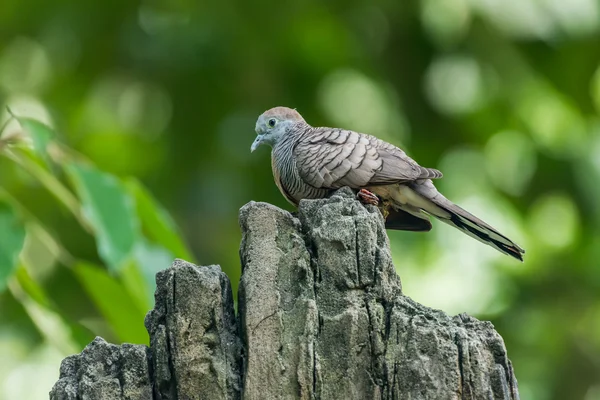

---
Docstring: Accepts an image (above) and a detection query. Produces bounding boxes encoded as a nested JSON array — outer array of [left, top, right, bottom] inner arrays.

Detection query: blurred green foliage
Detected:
[[0, 114, 193, 345], [1, 0, 600, 399]]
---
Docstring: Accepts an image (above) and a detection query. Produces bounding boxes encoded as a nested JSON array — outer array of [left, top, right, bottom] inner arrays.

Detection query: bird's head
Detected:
[[251, 106, 305, 152]]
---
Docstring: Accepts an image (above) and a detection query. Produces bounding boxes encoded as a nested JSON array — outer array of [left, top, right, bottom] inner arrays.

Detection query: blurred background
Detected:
[[1, 0, 600, 398]]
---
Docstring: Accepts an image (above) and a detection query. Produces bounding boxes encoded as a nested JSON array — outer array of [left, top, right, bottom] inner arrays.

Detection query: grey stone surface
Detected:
[[239, 199, 316, 400], [51, 187, 519, 400], [49, 337, 152, 400], [238, 187, 519, 400], [50, 261, 241, 400], [145, 260, 242, 400]]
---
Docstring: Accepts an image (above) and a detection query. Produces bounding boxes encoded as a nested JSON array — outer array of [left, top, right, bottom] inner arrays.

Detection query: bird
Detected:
[[251, 106, 525, 261]]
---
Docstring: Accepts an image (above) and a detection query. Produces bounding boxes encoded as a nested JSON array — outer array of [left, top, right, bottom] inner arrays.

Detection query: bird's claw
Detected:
[[357, 189, 379, 206]]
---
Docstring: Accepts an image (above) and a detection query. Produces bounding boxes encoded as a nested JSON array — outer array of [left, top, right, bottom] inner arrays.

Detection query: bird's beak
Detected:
[[251, 135, 264, 153]]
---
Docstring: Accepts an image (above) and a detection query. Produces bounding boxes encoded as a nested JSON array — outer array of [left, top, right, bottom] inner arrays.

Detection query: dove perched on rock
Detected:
[[251, 106, 525, 261]]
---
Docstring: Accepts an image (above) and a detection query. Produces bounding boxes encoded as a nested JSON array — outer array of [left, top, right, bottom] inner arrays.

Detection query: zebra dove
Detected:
[[251, 106, 525, 261]]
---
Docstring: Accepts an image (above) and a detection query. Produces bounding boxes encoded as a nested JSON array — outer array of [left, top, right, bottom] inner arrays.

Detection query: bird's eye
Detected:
[[268, 118, 277, 128]]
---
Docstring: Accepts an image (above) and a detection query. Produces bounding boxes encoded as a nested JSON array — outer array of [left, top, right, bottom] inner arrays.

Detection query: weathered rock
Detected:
[[238, 199, 317, 400], [238, 187, 519, 400], [145, 260, 242, 400], [51, 187, 519, 400], [49, 337, 152, 400], [50, 262, 241, 400]]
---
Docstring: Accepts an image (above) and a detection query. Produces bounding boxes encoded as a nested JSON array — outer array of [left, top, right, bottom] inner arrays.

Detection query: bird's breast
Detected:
[[271, 154, 299, 206]]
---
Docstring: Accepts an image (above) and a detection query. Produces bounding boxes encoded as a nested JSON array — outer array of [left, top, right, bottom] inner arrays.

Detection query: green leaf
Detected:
[[74, 261, 149, 344], [15, 266, 51, 308], [4, 149, 85, 228], [16, 117, 53, 165], [120, 258, 152, 313], [13, 265, 94, 349], [133, 238, 174, 305], [124, 178, 193, 261], [0, 199, 26, 291], [121, 238, 174, 311], [67, 163, 139, 272], [8, 278, 80, 355]]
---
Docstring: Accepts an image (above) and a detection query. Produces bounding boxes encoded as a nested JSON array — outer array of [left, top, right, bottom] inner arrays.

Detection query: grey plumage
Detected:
[[251, 106, 525, 261]]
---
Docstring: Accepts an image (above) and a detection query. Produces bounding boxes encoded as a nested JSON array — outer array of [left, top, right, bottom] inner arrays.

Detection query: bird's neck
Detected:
[[273, 122, 311, 151]]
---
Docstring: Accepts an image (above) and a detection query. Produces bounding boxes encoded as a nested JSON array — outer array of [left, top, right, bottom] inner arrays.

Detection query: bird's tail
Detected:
[[406, 182, 525, 261]]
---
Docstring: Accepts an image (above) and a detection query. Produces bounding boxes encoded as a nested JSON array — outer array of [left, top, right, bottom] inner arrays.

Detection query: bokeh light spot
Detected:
[[0, 37, 51, 94], [424, 55, 487, 116], [484, 130, 537, 196], [470, 0, 599, 40], [437, 147, 490, 197], [117, 82, 172, 138], [518, 80, 587, 157], [585, 385, 600, 400], [545, 0, 599, 37], [529, 193, 579, 249], [80, 76, 172, 139], [421, 0, 471, 47], [318, 68, 409, 144], [3, 344, 64, 400]]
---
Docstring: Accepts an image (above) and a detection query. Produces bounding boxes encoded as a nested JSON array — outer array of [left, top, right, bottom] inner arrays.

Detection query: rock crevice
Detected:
[[50, 187, 519, 400]]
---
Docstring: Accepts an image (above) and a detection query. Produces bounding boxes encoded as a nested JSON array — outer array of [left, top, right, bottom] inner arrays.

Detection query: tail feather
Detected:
[[443, 207, 524, 261], [406, 182, 525, 261]]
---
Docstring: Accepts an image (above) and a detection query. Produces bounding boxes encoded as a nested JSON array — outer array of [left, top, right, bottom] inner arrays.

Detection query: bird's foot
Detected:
[[357, 189, 379, 206]]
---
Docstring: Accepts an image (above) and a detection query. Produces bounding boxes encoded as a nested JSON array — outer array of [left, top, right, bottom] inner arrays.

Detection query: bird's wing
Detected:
[[294, 128, 442, 189]]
